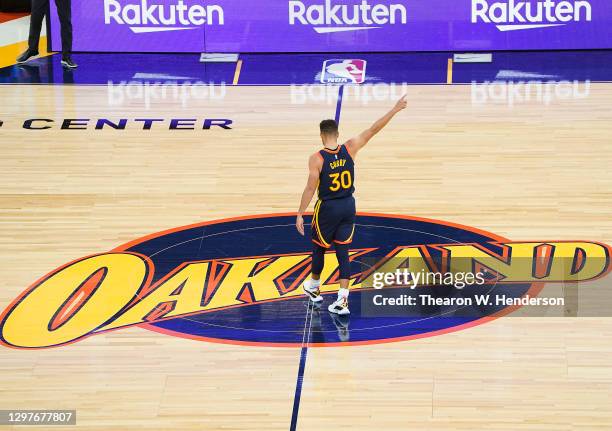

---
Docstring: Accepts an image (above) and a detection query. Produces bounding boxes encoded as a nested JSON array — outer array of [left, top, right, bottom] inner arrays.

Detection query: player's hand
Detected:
[[296, 215, 305, 236], [394, 94, 408, 112]]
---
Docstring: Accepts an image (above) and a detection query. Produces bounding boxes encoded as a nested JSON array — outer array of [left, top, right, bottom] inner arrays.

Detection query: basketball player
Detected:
[[296, 95, 408, 315]]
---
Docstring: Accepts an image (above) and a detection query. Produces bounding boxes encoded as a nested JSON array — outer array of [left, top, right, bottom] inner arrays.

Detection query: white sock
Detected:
[[338, 288, 349, 300], [309, 278, 320, 287]]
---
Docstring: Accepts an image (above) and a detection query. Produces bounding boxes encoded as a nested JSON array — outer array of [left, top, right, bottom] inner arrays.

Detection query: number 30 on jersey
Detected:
[[329, 171, 352, 191]]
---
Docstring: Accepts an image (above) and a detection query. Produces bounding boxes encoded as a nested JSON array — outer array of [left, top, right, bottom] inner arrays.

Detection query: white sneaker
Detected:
[[303, 279, 323, 302], [328, 297, 350, 315]]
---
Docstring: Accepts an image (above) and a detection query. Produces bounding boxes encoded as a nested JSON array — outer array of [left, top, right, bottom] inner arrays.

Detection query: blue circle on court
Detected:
[[119, 214, 535, 346]]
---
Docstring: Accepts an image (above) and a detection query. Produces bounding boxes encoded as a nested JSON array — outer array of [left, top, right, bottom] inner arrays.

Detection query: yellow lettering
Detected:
[[541, 242, 609, 282], [101, 261, 213, 331], [0, 253, 149, 348], [440, 243, 532, 281]]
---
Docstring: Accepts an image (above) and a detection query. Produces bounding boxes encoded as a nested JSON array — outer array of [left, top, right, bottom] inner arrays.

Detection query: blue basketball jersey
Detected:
[[317, 144, 355, 201]]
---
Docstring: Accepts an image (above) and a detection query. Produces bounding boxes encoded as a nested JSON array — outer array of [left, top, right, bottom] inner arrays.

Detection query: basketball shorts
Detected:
[[311, 196, 356, 249]]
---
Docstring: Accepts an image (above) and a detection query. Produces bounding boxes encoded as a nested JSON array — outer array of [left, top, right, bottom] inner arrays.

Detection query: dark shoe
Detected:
[[61, 57, 78, 69], [16, 49, 39, 64]]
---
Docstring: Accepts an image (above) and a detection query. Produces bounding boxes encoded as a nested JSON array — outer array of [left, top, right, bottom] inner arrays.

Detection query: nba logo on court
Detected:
[[321, 59, 367, 84]]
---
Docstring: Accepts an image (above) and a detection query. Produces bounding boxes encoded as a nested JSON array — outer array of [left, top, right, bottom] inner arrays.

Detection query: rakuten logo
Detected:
[[107, 81, 226, 108], [471, 80, 591, 107], [291, 83, 410, 105], [472, 0, 592, 31], [104, 0, 224, 33], [289, 0, 407, 33]]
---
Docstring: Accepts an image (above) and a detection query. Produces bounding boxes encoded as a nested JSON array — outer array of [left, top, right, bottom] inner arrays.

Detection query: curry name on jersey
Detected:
[[318, 144, 355, 201]]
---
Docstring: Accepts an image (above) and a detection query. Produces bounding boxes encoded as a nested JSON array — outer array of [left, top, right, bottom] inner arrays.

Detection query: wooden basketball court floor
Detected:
[[1, 75, 612, 430]]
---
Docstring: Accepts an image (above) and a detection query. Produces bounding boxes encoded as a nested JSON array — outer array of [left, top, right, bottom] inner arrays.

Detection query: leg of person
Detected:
[[311, 199, 333, 250], [327, 198, 355, 315], [28, 0, 48, 51], [305, 201, 333, 302], [55, 0, 77, 68], [327, 242, 351, 315], [18, 0, 48, 63], [303, 242, 325, 302]]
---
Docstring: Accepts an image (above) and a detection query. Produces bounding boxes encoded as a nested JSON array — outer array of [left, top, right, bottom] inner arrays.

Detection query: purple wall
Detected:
[[51, 0, 612, 53]]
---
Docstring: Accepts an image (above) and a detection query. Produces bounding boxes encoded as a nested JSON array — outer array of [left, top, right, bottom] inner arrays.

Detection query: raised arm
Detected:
[[296, 153, 323, 236], [345, 95, 407, 158]]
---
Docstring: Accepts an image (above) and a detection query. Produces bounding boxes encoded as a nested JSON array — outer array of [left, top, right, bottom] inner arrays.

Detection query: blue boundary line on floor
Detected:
[[289, 346, 309, 431], [334, 85, 345, 124], [289, 85, 345, 431], [289, 303, 313, 431]]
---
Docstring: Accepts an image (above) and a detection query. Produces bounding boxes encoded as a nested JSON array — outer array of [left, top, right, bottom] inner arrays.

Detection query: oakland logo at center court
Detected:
[[0, 213, 609, 349]]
